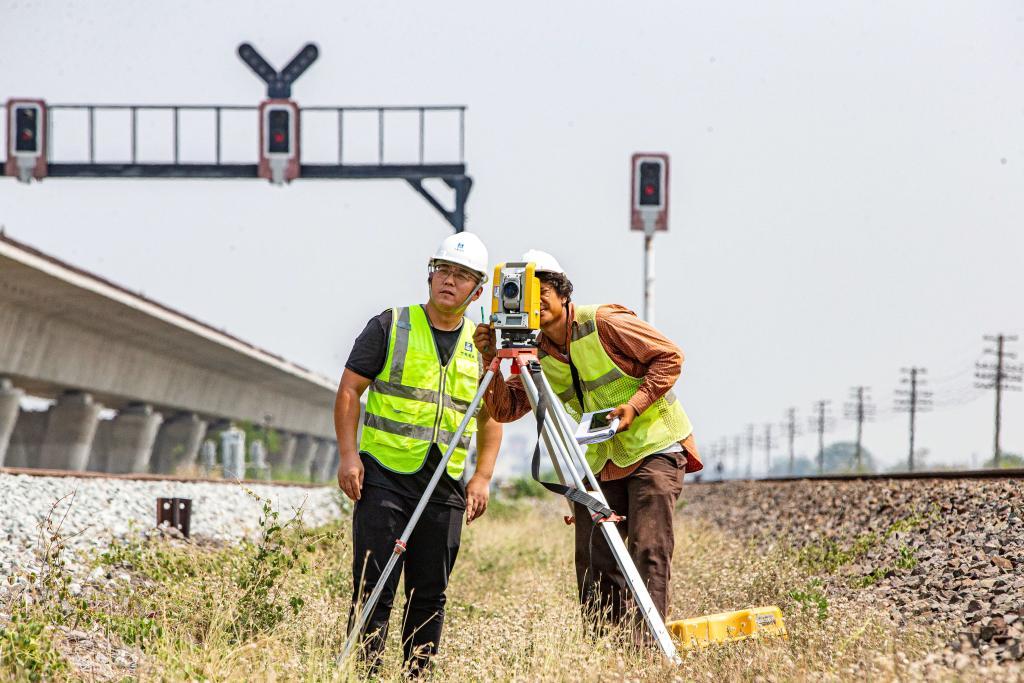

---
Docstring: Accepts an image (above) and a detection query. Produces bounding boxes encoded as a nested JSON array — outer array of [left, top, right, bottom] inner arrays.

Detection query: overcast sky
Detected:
[[2, 1, 1022, 474]]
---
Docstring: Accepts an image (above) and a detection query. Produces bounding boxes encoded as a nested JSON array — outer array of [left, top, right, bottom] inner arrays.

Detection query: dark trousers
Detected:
[[348, 485, 463, 674], [573, 453, 684, 626]]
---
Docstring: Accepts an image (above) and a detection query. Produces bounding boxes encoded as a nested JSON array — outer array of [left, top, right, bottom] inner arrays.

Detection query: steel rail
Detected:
[[698, 468, 1024, 484], [0, 466, 327, 489]]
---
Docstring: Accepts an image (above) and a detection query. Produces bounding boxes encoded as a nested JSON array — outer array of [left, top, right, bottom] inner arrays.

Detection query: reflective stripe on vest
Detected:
[[539, 304, 693, 472], [359, 305, 479, 478]]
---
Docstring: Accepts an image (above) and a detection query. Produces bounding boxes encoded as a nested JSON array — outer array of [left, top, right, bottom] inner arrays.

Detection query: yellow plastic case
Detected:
[[491, 262, 541, 332], [667, 606, 787, 650]]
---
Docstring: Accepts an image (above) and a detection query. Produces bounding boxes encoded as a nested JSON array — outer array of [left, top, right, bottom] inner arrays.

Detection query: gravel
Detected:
[[0, 473, 344, 581], [685, 477, 1024, 669]]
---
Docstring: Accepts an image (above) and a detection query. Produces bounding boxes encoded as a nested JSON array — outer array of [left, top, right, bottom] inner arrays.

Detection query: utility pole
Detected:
[[731, 435, 742, 480], [809, 400, 832, 475], [844, 386, 875, 472], [976, 335, 1022, 466], [718, 437, 728, 480], [710, 439, 728, 481], [745, 424, 755, 478], [894, 367, 932, 471], [783, 407, 798, 475], [757, 424, 775, 476]]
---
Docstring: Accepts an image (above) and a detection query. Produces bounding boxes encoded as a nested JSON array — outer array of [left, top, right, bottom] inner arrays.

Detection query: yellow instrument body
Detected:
[[491, 262, 541, 333], [667, 606, 787, 650]]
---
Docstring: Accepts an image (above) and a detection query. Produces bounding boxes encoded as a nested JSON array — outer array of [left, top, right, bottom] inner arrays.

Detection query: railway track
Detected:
[[0, 465, 327, 488], [4, 465, 1022, 487], [699, 467, 1024, 483]]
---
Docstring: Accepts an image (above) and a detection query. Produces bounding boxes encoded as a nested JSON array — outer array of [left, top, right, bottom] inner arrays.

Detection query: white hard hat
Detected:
[[521, 249, 565, 275], [430, 232, 489, 283]]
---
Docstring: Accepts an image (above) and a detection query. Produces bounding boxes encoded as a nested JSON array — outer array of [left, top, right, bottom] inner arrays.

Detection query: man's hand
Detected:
[[465, 472, 491, 524], [337, 450, 364, 501], [473, 323, 497, 363], [609, 404, 637, 433]]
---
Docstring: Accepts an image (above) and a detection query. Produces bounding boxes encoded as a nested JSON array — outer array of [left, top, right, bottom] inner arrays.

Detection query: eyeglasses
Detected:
[[432, 263, 479, 285]]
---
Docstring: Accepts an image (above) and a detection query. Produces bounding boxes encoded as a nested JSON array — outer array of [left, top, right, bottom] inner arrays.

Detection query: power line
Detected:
[[926, 365, 977, 387], [976, 334, 1022, 466], [931, 384, 986, 409]]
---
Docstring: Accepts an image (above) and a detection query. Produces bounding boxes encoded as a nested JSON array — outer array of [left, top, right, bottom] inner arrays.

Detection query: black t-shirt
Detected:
[[346, 307, 469, 509]]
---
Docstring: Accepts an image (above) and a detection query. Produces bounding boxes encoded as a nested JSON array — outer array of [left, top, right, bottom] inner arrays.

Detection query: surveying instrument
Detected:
[[339, 262, 681, 666]]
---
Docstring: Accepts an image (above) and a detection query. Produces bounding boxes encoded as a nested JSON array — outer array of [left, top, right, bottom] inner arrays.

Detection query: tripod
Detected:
[[338, 344, 681, 666]]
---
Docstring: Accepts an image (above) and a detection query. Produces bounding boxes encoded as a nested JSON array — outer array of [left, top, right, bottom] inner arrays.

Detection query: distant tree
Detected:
[[819, 441, 876, 474], [983, 452, 1024, 469], [765, 444, 875, 476], [768, 456, 817, 477], [885, 448, 930, 473]]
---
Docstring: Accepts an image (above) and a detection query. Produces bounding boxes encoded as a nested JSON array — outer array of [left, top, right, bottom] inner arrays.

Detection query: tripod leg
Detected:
[[522, 372, 584, 517], [520, 367, 681, 664], [338, 366, 498, 666], [541, 430, 576, 517]]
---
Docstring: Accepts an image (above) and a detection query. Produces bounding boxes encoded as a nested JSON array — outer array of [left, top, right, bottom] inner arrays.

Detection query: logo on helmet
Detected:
[[455, 242, 464, 251]]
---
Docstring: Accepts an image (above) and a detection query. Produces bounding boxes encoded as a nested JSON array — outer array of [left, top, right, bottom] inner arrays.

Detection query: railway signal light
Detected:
[[5, 99, 47, 183], [267, 109, 291, 155], [14, 106, 40, 153], [630, 153, 669, 231], [638, 160, 663, 207], [259, 100, 300, 185]]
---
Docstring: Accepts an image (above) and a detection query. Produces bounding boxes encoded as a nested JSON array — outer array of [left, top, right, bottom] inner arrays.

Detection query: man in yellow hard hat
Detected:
[[335, 232, 503, 675], [474, 249, 701, 630]]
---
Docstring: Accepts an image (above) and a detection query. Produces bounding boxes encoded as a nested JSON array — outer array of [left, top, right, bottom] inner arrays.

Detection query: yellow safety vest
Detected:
[[539, 304, 692, 472], [359, 305, 480, 479]]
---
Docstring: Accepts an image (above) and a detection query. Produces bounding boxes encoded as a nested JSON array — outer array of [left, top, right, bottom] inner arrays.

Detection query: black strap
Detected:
[[568, 357, 587, 413], [528, 363, 618, 522]]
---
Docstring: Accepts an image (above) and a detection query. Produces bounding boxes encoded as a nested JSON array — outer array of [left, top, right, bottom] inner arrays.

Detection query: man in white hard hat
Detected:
[[335, 232, 502, 675], [474, 249, 701, 631]]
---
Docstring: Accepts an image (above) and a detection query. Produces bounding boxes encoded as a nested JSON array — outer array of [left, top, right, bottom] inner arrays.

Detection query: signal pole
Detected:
[[844, 386, 875, 472], [644, 224, 656, 324], [895, 367, 932, 471], [976, 335, 1022, 466]]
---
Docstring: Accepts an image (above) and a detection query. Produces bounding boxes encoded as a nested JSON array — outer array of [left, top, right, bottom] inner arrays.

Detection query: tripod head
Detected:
[[497, 329, 539, 349]]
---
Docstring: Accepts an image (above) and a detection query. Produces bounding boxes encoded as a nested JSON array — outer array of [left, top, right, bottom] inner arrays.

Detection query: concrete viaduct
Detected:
[[0, 233, 339, 481]]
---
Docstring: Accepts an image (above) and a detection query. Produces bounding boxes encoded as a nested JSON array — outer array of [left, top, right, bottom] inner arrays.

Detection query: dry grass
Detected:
[[4, 493, 1016, 681]]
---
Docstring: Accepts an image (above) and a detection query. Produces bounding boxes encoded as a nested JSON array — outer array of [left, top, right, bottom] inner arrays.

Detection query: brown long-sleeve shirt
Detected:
[[484, 303, 702, 478]]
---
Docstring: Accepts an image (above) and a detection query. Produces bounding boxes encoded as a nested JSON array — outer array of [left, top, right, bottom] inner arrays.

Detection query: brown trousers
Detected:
[[573, 452, 684, 624]]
